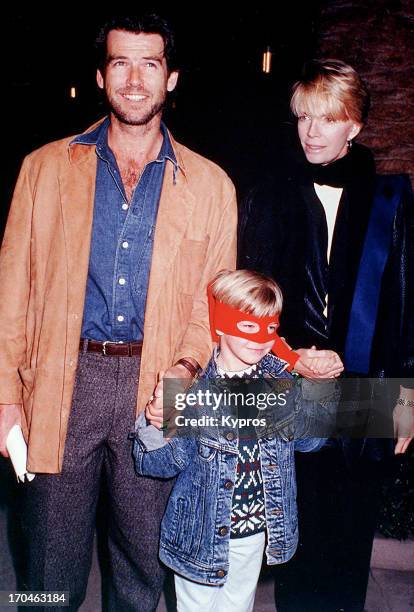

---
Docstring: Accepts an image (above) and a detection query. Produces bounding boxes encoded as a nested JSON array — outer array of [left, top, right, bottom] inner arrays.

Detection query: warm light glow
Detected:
[[262, 47, 272, 74], [70, 87, 76, 99]]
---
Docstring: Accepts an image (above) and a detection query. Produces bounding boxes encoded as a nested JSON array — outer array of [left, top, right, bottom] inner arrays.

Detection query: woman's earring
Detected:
[[347, 139, 353, 150]]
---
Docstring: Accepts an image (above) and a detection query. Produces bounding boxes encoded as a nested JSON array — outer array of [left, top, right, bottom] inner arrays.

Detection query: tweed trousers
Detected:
[[20, 351, 172, 612]]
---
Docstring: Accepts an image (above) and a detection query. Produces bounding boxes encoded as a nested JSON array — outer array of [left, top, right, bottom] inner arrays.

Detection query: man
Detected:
[[0, 15, 237, 611]]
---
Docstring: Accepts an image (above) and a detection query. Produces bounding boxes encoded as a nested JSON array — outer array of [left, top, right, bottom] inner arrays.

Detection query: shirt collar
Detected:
[[70, 117, 178, 170], [213, 346, 259, 378]]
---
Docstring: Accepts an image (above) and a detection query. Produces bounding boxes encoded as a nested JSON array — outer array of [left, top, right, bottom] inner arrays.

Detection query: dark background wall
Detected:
[[317, 0, 414, 184]]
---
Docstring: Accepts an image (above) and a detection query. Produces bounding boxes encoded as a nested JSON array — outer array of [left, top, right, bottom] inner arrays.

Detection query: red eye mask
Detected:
[[207, 284, 279, 343]]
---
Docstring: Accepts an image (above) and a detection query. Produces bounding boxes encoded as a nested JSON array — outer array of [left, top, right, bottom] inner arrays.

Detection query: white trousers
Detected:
[[174, 531, 266, 612]]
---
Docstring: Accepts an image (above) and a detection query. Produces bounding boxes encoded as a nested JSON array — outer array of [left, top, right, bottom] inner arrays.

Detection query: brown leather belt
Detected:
[[79, 339, 143, 357]]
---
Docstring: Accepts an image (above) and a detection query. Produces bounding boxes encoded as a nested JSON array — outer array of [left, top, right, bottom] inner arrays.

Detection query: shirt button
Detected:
[[225, 431, 235, 442], [216, 569, 226, 578], [122, 203, 129, 210], [117, 315, 125, 322], [224, 480, 233, 490], [122, 241, 129, 249], [218, 526, 228, 536], [119, 278, 126, 285]]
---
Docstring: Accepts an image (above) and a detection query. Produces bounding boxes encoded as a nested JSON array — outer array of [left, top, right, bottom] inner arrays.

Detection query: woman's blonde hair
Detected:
[[210, 269, 283, 317], [290, 59, 370, 125]]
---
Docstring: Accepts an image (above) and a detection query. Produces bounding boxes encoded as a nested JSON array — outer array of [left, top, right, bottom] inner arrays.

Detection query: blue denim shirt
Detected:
[[73, 118, 178, 341], [133, 353, 339, 585]]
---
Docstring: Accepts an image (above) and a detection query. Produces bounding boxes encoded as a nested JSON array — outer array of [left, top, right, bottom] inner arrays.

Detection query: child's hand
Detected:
[[295, 347, 344, 379]]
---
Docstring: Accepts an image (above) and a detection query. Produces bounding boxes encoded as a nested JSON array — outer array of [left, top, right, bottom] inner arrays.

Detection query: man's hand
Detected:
[[394, 387, 414, 454], [0, 404, 22, 457], [146, 363, 194, 430], [295, 347, 344, 379]]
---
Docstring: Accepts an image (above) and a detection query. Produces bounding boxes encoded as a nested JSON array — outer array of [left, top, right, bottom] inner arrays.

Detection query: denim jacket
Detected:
[[133, 353, 339, 585]]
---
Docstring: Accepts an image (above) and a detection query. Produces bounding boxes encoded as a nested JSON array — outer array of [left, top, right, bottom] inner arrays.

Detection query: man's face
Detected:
[[218, 321, 277, 371], [97, 30, 178, 127]]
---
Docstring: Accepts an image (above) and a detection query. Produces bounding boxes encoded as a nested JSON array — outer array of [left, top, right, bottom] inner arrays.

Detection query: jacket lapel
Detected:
[[144, 141, 196, 321], [58, 144, 97, 316]]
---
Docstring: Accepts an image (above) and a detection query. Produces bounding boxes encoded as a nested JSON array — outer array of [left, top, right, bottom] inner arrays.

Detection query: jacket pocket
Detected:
[[172, 498, 189, 547], [197, 441, 218, 462], [176, 238, 209, 296], [169, 496, 200, 556], [165, 478, 207, 558]]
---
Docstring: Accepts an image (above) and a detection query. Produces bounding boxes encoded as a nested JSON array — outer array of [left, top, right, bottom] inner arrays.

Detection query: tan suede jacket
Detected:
[[0, 120, 237, 473]]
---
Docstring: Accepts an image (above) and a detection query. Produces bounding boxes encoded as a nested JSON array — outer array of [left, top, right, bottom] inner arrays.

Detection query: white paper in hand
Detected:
[[5, 425, 35, 482]]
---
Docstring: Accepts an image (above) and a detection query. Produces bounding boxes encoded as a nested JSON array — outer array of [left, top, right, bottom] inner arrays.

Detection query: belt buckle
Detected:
[[102, 340, 125, 356]]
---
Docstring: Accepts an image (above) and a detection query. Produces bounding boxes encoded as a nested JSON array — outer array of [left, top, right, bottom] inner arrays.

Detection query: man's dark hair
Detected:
[[95, 14, 178, 73]]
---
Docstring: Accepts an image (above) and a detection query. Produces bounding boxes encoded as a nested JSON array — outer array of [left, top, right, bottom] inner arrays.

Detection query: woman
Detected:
[[239, 59, 414, 612]]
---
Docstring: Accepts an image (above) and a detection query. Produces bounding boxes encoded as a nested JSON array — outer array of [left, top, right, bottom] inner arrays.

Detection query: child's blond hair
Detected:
[[210, 269, 283, 317]]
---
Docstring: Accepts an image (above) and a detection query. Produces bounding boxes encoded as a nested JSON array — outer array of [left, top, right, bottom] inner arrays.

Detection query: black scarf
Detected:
[[307, 144, 375, 188]]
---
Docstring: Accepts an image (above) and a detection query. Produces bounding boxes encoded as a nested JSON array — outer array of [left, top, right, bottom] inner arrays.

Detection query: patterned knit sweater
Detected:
[[216, 360, 268, 539]]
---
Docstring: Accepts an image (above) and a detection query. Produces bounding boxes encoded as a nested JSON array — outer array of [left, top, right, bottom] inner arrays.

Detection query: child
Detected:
[[133, 270, 340, 612]]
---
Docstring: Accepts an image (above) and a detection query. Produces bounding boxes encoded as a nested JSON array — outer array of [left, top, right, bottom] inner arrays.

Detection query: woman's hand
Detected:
[[295, 347, 344, 379]]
